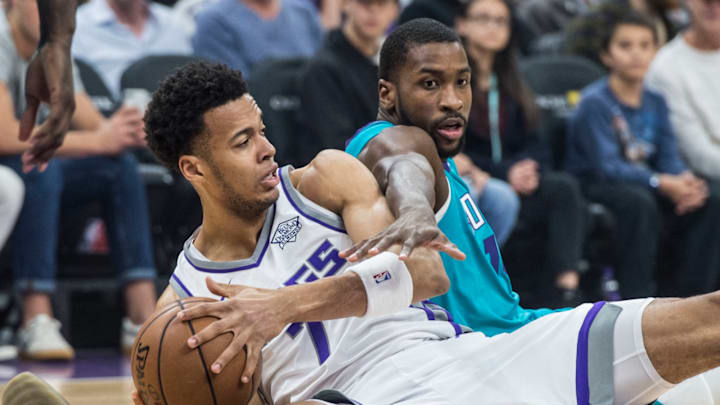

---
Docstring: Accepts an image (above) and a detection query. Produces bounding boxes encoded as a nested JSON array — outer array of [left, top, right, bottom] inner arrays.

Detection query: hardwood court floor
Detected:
[[0, 350, 134, 405], [0, 377, 134, 405]]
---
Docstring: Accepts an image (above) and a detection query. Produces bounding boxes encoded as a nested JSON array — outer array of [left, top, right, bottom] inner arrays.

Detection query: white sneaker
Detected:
[[18, 314, 74, 361], [121, 317, 142, 354], [0, 344, 18, 361]]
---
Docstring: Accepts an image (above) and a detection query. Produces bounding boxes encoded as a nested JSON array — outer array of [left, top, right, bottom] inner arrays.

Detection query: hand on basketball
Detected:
[[340, 208, 465, 262], [176, 278, 289, 384], [19, 40, 75, 172]]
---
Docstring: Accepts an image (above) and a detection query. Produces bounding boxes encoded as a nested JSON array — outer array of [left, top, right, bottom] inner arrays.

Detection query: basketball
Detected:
[[130, 298, 261, 405]]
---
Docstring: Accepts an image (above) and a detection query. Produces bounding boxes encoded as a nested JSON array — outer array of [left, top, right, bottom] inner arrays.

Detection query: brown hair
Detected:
[[460, 0, 539, 129]]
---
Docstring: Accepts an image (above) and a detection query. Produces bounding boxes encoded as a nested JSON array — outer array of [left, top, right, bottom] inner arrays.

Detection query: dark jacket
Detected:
[[298, 29, 378, 161], [464, 90, 551, 180]]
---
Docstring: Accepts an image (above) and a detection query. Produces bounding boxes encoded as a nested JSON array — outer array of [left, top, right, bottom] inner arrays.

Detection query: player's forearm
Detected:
[[283, 247, 448, 322], [37, 0, 77, 47], [283, 272, 368, 323], [383, 154, 437, 220]]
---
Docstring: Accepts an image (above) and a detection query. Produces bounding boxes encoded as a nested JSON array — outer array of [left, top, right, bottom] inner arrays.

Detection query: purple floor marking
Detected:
[[0, 349, 131, 382]]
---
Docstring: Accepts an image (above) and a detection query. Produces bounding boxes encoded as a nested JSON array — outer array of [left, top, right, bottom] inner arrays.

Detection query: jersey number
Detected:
[[284, 240, 345, 365], [460, 193, 485, 230], [460, 193, 502, 274]]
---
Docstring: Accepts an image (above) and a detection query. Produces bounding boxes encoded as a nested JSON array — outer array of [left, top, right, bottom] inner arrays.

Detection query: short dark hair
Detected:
[[601, 11, 659, 51], [144, 62, 249, 170], [379, 18, 461, 82]]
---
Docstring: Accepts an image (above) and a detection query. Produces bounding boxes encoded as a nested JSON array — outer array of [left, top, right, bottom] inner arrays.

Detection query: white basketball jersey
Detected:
[[171, 165, 468, 404]]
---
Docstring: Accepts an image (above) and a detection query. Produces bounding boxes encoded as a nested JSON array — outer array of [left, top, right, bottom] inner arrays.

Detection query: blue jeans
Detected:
[[464, 177, 520, 246], [0, 153, 156, 293]]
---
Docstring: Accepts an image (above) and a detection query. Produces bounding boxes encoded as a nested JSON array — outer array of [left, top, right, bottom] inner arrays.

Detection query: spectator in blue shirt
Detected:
[[72, 0, 192, 99], [567, 11, 720, 298], [192, 0, 324, 76]]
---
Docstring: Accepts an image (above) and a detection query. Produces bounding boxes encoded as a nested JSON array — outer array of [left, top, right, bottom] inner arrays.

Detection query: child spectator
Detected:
[[457, 0, 587, 306], [567, 11, 720, 298]]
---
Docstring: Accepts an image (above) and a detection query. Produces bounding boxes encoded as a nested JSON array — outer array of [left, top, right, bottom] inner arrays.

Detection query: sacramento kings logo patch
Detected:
[[271, 216, 302, 249]]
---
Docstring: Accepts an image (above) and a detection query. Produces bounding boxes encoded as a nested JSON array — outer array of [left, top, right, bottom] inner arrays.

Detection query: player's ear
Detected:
[[378, 79, 397, 112], [178, 155, 205, 184]]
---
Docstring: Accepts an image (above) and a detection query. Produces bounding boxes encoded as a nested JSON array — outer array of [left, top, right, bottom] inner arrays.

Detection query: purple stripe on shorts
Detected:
[[172, 274, 193, 297], [420, 301, 436, 320], [279, 167, 347, 234], [576, 301, 606, 405], [286, 322, 303, 338]]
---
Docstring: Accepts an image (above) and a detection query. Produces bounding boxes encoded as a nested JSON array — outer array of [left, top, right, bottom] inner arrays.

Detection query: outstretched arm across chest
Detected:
[[342, 125, 465, 261]]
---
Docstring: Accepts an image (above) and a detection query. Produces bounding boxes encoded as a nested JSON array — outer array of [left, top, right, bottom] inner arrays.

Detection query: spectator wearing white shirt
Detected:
[[72, 0, 192, 99], [646, 0, 720, 183]]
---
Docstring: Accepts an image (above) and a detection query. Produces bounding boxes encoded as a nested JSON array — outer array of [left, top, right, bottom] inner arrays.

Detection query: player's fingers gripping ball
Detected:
[[130, 297, 262, 405]]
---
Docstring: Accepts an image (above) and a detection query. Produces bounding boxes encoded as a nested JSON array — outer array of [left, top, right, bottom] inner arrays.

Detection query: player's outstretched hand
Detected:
[[19, 40, 75, 172], [340, 209, 465, 262], [176, 277, 288, 384]]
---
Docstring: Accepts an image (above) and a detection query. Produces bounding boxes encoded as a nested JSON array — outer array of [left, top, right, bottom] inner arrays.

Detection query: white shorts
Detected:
[[313, 299, 672, 405]]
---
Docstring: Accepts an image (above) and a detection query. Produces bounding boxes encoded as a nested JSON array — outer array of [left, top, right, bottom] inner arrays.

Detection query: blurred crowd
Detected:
[[0, 0, 719, 362]]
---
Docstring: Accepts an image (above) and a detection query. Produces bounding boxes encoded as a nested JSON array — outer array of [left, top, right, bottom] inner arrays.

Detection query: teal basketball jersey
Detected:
[[346, 121, 558, 336]]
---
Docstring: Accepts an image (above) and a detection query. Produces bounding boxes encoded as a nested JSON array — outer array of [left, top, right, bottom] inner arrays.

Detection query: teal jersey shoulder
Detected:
[[346, 121, 558, 336]]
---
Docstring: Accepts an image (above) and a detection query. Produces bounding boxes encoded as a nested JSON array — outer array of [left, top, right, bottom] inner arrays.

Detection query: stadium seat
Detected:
[[519, 54, 605, 168], [120, 54, 201, 94], [247, 57, 309, 167], [517, 54, 617, 302], [74, 58, 118, 118]]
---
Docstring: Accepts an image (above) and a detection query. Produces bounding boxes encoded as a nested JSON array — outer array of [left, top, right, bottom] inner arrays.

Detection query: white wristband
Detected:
[[348, 252, 414, 318]]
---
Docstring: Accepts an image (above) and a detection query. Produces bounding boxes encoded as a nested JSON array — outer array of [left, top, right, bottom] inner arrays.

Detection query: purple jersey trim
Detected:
[[576, 301, 606, 405], [278, 167, 347, 234], [172, 274, 193, 298], [183, 235, 271, 273]]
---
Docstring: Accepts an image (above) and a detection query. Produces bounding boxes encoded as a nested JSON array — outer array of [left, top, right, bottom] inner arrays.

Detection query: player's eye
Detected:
[[458, 78, 469, 87], [234, 138, 249, 148], [423, 79, 439, 89]]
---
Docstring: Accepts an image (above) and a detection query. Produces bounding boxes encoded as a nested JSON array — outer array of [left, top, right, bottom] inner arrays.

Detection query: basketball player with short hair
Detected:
[[340, 17, 720, 404], [126, 57, 720, 405]]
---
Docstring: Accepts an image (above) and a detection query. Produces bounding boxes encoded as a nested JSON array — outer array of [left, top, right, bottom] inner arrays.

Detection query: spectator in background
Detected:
[[299, 0, 399, 154], [192, 0, 324, 75], [647, 0, 720, 184], [457, 0, 587, 306], [0, 166, 23, 249], [398, 0, 461, 26], [567, 12, 720, 298], [300, 0, 520, 246], [0, 0, 157, 359], [171, 0, 221, 37], [72, 0, 192, 99], [566, 0, 684, 66], [312, 0, 343, 29]]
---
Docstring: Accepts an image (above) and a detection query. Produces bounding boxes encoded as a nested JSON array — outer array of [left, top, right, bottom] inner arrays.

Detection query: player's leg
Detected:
[[642, 294, 720, 383], [1, 372, 69, 405], [655, 366, 720, 405]]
